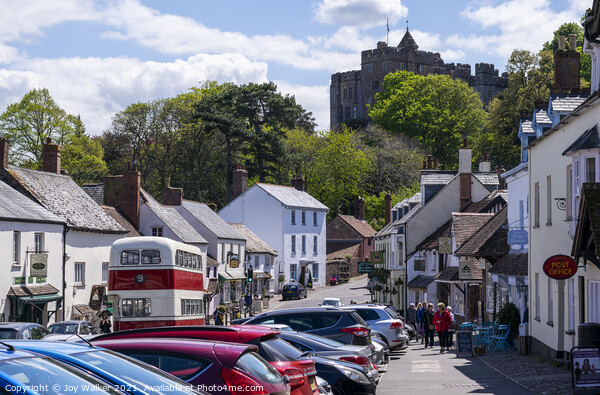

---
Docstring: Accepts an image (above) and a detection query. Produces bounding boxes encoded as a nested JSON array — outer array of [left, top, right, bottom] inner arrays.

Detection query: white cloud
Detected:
[[315, 0, 408, 29], [453, 0, 588, 58], [0, 54, 268, 135], [275, 81, 330, 131]]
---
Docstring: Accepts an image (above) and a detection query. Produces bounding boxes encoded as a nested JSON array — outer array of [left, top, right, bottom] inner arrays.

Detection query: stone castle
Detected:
[[330, 29, 509, 129]]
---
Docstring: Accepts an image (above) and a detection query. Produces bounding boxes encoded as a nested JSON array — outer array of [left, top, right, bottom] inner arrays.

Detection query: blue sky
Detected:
[[0, 0, 590, 133]]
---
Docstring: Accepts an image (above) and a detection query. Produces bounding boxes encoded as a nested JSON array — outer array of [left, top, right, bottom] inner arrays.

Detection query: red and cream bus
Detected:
[[108, 237, 205, 331]]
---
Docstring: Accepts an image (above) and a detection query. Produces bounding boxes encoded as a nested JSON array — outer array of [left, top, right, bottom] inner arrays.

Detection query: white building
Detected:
[[219, 182, 328, 290], [0, 138, 128, 321]]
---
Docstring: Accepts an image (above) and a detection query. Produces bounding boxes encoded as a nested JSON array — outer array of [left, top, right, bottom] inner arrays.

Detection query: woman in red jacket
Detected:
[[433, 302, 452, 354]]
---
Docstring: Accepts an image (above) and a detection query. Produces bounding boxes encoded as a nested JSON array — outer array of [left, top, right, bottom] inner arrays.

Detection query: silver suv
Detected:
[[341, 304, 408, 350]]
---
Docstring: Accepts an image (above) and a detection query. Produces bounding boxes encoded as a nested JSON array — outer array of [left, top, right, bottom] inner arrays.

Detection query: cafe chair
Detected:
[[490, 324, 511, 352]]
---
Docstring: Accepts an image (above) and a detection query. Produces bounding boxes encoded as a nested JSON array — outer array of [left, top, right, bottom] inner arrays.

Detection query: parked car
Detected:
[[241, 308, 374, 349], [92, 338, 290, 395], [0, 343, 126, 395], [0, 322, 48, 339], [282, 284, 307, 300], [93, 325, 318, 395], [308, 355, 376, 395], [369, 331, 390, 368], [342, 304, 409, 350], [6, 340, 206, 395], [276, 331, 379, 383], [316, 376, 333, 395], [319, 298, 342, 307], [47, 320, 95, 335]]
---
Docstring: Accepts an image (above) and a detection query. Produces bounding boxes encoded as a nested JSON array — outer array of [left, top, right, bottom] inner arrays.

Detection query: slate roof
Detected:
[[8, 284, 60, 297], [229, 223, 276, 255], [254, 183, 328, 210], [140, 190, 207, 244], [533, 109, 552, 125], [488, 252, 528, 276], [550, 95, 588, 113], [5, 166, 124, 233], [181, 200, 244, 240], [519, 119, 535, 135], [416, 220, 451, 250], [563, 126, 600, 155], [420, 171, 498, 187], [207, 255, 220, 266], [463, 191, 507, 213], [474, 173, 501, 186], [455, 207, 508, 256], [0, 180, 64, 224], [81, 183, 104, 205], [375, 198, 421, 237], [435, 266, 459, 282], [327, 244, 360, 260], [337, 215, 376, 238], [407, 275, 435, 289], [451, 213, 495, 248], [398, 30, 418, 49], [100, 206, 140, 237]]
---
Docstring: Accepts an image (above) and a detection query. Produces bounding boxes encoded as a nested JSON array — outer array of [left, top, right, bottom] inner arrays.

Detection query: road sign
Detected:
[[543, 255, 577, 280], [357, 261, 373, 273], [508, 229, 528, 245]]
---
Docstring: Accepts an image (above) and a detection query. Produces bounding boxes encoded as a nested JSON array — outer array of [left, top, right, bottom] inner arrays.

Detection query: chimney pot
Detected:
[[483, 152, 488, 161], [427, 155, 433, 169], [0, 137, 9, 168], [423, 160, 427, 169], [433, 158, 439, 169], [558, 36, 566, 51], [384, 194, 392, 225], [568, 33, 577, 51], [459, 139, 472, 174], [291, 175, 305, 192], [232, 164, 248, 200], [46, 137, 52, 144], [462, 138, 468, 148]]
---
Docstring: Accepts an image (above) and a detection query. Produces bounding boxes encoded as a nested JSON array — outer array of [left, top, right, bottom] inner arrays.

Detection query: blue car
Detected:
[[0, 343, 124, 394], [5, 341, 205, 395]]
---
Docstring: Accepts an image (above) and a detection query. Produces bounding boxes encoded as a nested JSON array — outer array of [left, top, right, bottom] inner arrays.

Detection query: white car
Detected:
[[319, 298, 342, 307]]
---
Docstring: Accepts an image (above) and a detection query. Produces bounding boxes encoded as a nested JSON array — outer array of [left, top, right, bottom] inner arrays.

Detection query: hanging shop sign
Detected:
[[543, 255, 577, 280]]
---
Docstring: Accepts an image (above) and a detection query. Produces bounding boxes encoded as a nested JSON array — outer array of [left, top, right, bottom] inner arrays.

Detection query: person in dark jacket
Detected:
[[433, 302, 452, 354], [423, 303, 435, 348], [406, 303, 417, 342], [99, 313, 111, 334], [417, 302, 426, 344]]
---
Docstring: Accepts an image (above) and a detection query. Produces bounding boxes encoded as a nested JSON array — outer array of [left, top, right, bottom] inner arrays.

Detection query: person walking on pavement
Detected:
[[244, 292, 252, 315], [423, 303, 435, 348], [447, 306, 455, 348], [407, 303, 417, 342], [433, 302, 452, 354], [417, 302, 427, 344]]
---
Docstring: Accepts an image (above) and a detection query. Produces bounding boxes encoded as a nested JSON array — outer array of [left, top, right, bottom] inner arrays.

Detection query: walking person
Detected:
[[423, 303, 435, 348], [447, 306, 455, 348], [415, 303, 423, 342], [406, 303, 417, 342], [99, 313, 111, 334], [417, 302, 426, 344], [433, 302, 452, 354]]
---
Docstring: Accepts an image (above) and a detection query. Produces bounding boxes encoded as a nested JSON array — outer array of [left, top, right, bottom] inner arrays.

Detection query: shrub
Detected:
[[497, 302, 521, 339]]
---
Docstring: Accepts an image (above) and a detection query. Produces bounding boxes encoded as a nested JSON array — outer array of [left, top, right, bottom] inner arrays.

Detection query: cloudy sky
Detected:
[[0, 0, 590, 133]]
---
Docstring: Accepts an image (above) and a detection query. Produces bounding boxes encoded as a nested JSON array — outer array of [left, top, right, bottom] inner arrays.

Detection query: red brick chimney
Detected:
[[459, 139, 472, 211], [355, 196, 365, 220], [384, 194, 392, 225], [291, 175, 305, 192], [104, 162, 141, 228], [42, 138, 61, 174], [232, 164, 248, 199], [0, 137, 8, 168], [163, 177, 183, 206], [551, 34, 580, 94]]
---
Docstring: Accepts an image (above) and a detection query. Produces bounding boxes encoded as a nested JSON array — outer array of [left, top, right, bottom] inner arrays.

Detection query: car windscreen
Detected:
[[73, 349, 200, 394], [283, 285, 297, 291], [49, 324, 78, 334], [321, 300, 338, 306], [0, 329, 19, 339], [0, 356, 122, 394], [384, 308, 399, 319], [234, 352, 286, 386], [257, 337, 303, 362]]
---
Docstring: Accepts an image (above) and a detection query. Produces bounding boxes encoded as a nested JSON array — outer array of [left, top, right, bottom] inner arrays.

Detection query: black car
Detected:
[[281, 283, 307, 300], [309, 355, 376, 395], [242, 307, 373, 347], [0, 322, 49, 339]]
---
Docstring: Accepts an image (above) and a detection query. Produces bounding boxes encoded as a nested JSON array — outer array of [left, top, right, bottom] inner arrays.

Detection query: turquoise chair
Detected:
[[490, 324, 511, 352], [460, 322, 473, 331]]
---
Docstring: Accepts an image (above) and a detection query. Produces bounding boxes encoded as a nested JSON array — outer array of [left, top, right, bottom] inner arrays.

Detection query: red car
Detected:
[[93, 326, 319, 395], [92, 338, 290, 395]]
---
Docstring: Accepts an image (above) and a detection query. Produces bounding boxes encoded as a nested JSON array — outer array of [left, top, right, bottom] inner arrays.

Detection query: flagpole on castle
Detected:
[[386, 17, 389, 45]]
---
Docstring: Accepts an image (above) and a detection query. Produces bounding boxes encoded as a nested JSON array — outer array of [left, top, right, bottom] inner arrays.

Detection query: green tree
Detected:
[[61, 117, 108, 184], [369, 71, 485, 168], [307, 127, 370, 218], [0, 88, 76, 166]]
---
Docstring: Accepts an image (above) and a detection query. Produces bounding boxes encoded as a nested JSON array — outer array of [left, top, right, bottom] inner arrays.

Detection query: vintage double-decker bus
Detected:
[[108, 237, 205, 331]]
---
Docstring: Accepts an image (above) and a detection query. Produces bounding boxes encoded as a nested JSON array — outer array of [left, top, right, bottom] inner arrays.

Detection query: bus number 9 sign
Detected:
[[135, 274, 146, 284], [543, 255, 577, 280]]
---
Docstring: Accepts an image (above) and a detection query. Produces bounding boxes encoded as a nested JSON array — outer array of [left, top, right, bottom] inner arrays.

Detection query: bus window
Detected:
[[122, 298, 151, 316], [120, 250, 140, 265], [176, 250, 184, 267], [141, 249, 161, 264]]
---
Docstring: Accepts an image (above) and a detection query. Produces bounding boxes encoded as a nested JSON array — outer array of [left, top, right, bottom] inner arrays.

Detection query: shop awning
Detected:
[[19, 294, 63, 303], [8, 284, 61, 300], [254, 271, 272, 279], [218, 266, 246, 282], [407, 275, 435, 290], [73, 304, 95, 316]]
